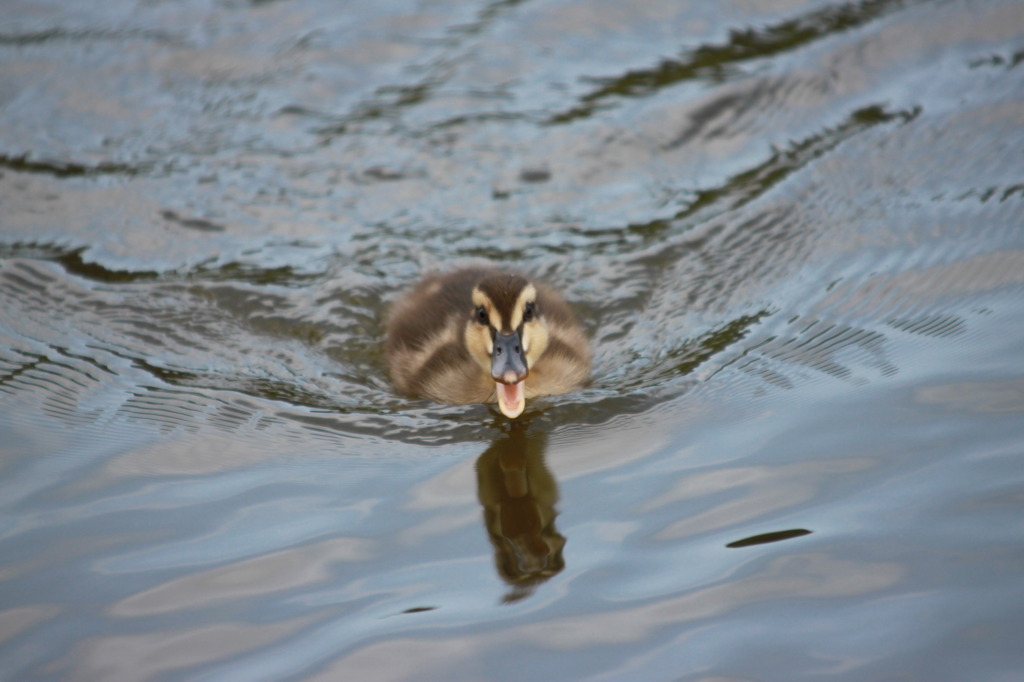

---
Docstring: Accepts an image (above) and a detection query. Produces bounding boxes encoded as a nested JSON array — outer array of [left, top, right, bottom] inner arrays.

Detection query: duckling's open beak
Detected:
[[492, 330, 528, 418]]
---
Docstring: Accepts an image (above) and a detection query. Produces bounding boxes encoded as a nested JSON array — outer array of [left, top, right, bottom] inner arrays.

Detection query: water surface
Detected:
[[2, 0, 1024, 680]]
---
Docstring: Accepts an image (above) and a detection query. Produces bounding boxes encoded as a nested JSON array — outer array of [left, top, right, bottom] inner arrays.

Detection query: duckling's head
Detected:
[[464, 272, 550, 418]]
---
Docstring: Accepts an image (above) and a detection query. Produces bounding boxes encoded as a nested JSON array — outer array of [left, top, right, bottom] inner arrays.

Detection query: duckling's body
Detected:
[[386, 267, 590, 417]]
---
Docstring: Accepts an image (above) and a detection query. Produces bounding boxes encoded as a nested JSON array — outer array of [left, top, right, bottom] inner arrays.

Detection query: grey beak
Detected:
[[491, 330, 529, 384]]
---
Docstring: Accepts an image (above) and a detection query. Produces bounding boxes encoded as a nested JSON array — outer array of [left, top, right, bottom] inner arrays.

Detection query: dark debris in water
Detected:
[[519, 167, 552, 183], [160, 210, 226, 233], [400, 606, 438, 615], [727, 529, 813, 548]]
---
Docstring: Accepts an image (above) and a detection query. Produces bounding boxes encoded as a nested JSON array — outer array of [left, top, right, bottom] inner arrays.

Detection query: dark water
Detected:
[[2, 0, 1024, 679]]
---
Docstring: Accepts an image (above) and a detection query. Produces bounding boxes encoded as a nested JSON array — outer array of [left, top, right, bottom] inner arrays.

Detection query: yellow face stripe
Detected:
[[471, 287, 503, 332], [508, 284, 537, 330]]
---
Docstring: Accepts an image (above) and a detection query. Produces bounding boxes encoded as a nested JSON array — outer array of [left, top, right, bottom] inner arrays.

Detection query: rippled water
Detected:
[[2, 0, 1023, 679]]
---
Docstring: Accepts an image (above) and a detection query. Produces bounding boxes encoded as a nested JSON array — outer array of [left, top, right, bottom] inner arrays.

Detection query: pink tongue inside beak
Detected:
[[496, 381, 525, 418]]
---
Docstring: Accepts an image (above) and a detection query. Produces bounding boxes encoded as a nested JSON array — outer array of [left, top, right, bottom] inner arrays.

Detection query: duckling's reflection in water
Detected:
[[475, 420, 565, 603]]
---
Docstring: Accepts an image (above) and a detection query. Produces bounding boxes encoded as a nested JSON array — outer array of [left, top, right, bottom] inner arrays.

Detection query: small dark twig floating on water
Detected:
[[726, 529, 813, 548], [385, 268, 590, 418]]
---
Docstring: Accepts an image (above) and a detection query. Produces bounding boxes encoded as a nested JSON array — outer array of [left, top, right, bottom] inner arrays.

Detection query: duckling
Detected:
[[386, 267, 590, 418]]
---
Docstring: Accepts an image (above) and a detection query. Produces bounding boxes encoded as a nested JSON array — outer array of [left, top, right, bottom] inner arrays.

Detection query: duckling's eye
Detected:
[[523, 301, 536, 323], [475, 305, 489, 326]]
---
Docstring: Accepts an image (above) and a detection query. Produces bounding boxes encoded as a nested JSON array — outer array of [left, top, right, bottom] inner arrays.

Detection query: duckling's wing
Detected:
[[527, 283, 591, 397], [385, 269, 496, 402]]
